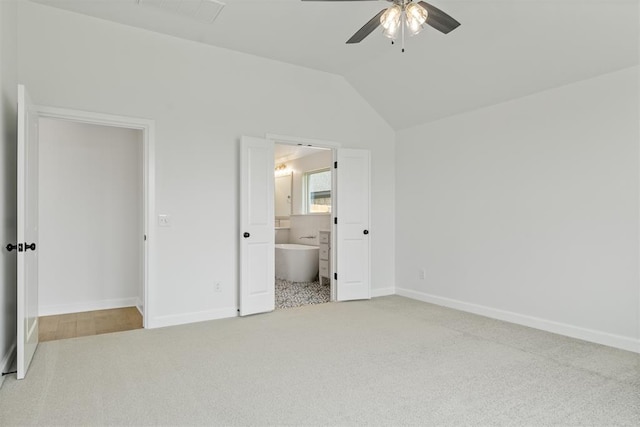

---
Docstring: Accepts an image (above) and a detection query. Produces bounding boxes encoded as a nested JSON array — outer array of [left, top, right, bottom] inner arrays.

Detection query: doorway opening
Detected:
[[33, 105, 154, 337], [239, 134, 370, 317], [274, 143, 334, 309], [37, 118, 144, 340]]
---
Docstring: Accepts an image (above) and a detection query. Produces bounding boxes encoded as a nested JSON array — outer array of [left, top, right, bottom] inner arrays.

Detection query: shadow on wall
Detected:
[[1, 90, 18, 356]]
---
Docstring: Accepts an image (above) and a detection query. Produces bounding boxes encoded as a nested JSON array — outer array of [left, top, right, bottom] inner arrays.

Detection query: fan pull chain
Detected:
[[401, 10, 406, 53]]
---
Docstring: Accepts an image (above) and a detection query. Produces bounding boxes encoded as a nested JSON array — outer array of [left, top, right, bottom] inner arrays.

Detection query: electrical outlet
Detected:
[[419, 269, 426, 280], [158, 214, 171, 227], [214, 282, 222, 292]]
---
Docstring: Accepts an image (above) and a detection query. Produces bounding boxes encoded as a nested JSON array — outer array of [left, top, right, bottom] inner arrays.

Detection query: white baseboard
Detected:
[[148, 307, 238, 329], [396, 287, 640, 354], [372, 287, 395, 297], [39, 297, 139, 316], [0, 342, 16, 389], [136, 298, 143, 316]]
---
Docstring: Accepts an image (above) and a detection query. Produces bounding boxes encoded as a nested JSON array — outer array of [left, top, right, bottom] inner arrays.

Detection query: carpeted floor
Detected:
[[0, 296, 638, 426], [275, 278, 330, 309]]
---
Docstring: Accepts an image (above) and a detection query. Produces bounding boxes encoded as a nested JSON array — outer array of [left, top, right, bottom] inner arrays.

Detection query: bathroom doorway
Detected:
[[239, 134, 370, 317], [274, 143, 333, 309]]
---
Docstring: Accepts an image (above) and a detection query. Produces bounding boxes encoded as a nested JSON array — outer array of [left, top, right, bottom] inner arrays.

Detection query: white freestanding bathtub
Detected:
[[275, 244, 319, 282]]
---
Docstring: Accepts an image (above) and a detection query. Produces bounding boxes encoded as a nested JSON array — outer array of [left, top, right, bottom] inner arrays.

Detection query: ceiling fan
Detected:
[[302, 0, 460, 51]]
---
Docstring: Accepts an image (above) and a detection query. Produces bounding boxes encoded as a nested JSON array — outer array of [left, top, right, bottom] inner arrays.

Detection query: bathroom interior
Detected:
[[274, 143, 332, 309]]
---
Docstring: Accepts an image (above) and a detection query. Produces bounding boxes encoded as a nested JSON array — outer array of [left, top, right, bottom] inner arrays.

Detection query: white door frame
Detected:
[[266, 133, 341, 301], [35, 105, 156, 328]]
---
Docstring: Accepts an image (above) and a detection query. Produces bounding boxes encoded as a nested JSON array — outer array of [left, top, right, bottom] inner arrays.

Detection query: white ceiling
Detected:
[[274, 144, 328, 163], [30, 0, 639, 129]]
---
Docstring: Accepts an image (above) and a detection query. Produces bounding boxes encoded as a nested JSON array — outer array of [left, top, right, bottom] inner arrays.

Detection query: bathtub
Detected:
[[275, 244, 319, 282]]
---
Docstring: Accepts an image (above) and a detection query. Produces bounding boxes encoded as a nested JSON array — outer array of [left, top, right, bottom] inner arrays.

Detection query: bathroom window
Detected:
[[304, 169, 331, 213]]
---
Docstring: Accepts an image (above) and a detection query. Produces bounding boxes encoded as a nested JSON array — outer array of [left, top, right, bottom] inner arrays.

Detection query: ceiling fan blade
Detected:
[[346, 9, 387, 44], [418, 1, 460, 34]]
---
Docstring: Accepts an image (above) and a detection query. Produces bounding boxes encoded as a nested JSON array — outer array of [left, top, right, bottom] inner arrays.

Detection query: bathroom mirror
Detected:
[[275, 173, 292, 218]]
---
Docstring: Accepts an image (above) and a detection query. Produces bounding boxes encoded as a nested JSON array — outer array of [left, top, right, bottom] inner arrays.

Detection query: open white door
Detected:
[[17, 84, 39, 379], [239, 136, 275, 316], [336, 149, 371, 301]]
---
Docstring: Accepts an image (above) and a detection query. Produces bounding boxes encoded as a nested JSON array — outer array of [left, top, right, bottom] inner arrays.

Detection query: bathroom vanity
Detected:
[[319, 230, 331, 285]]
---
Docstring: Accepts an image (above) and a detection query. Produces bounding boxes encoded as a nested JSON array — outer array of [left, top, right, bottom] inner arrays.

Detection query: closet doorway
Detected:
[[16, 87, 155, 379], [36, 115, 148, 341]]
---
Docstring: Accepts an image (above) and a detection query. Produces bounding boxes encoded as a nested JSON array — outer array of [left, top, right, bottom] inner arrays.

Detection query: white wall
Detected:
[[288, 214, 331, 247], [17, 1, 396, 326], [0, 0, 18, 383], [396, 66, 640, 351], [38, 118, 142, 316], [287, 150, 332, 216]]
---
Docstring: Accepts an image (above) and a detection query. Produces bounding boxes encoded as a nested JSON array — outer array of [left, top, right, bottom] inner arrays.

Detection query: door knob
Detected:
[[243, 232, 250, 238], [25, 243, 36, 251], [363, 230, 369, 235]]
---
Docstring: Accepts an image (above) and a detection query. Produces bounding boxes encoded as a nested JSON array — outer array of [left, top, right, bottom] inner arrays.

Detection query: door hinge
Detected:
[[334, 217, 337, 225], [334, 273, 337, 280], [334, 161, 337, 169]]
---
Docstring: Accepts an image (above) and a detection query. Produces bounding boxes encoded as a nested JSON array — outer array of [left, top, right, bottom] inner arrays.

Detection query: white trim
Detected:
[[0, 343, 16, 387], [396, 287, 640, 354], [148, 307, 238, 329], [637, 54, 640, 353], [36, 106, 153, 130], [372, 287, 396, 297], [35, 105, 155, 329], [331, 149, 337, 302], [266, 133, 342, 149], [136, 298, 144, 316], [39, 298, 139, 317]]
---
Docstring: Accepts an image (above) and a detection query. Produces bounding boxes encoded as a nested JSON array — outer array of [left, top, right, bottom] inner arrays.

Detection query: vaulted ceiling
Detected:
[[30, 0, 639, 130]]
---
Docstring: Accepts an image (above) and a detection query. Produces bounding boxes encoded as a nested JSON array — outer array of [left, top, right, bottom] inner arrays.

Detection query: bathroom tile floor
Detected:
[[275, 278, 330, 309]]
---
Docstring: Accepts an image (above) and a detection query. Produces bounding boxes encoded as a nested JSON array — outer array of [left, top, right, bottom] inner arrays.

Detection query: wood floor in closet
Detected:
[[39, 307, 142, 342]]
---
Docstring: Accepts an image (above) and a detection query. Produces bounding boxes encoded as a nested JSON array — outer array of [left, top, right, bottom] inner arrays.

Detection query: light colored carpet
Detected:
[[0, 296, 638, 426]]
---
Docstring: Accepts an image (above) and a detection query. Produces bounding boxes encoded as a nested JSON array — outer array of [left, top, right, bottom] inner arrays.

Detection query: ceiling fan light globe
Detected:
[[406, 2, 428, 25], [380, 5, 401, 30], [382, 27, 399, 40], [407, 23, 424, 36], [406, 18, 425, 36], [380, 5, 401, 40], [405, 3, 428, 36]]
